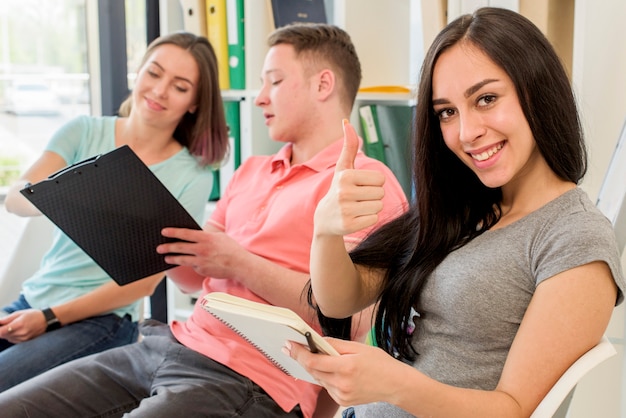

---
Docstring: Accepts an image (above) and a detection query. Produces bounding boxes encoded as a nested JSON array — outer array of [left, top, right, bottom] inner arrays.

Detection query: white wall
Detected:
[[570, 1, 626, 417]]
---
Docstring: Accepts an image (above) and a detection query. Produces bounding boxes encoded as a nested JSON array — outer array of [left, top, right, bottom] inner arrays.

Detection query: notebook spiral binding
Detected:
[[203, 306, 294, 377]]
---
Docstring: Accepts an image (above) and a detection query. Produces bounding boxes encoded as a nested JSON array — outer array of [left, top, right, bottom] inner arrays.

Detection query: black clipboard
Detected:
[[20, 145, 201, 285]]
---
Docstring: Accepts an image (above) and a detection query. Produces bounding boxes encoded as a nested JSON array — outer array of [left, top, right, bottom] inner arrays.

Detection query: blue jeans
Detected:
[[0, 294, 138, 392], [343, 407, 356, 418], [0, 320, 303, 417]]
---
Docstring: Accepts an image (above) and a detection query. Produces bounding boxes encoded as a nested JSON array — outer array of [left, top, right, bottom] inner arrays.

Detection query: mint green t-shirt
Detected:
[[22, 115, 213, 321]]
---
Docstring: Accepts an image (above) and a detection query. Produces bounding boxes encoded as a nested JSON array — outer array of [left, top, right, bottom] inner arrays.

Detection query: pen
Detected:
[[304, 331, 319, 354]]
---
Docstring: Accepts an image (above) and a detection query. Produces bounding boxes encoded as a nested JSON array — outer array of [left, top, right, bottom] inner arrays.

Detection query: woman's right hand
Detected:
[[285, 336, 408, 408], [0, 310, 48, 344], [313, 120, 386, 237]]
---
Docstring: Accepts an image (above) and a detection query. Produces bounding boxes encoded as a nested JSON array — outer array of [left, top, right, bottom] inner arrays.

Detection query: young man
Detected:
[[0, 23, 407, 418]]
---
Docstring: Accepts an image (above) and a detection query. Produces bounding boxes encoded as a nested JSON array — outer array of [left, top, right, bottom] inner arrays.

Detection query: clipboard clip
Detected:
[[21, 154, 103, 195], [22, 182, 34, 194], [48, 154, 103, 180]]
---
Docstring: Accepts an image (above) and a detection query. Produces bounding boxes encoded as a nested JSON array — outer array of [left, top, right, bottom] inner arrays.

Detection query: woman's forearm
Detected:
[[50, 273, 163, 325], [310, 233, 371, 318], [5, 180, 42, 216]]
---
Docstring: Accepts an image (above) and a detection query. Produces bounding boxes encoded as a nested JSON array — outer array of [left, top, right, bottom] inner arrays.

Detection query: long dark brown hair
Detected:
[[345, 7, 586, 360]]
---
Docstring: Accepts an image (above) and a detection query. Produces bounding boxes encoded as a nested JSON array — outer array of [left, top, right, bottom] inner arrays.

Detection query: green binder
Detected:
[[358, 105, 387, 164], [226, 0, 245, 89], [210, 99, 242, 200], [375, 104, 414, 198]]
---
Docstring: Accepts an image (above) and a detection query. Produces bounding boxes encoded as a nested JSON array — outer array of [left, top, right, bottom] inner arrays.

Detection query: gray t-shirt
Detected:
[[354, 188, 625, 417]]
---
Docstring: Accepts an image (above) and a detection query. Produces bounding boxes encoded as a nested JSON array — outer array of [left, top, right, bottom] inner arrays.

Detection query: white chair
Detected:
[[329, 335, 616, 418], [0, 215, 53, 307], [596, 117, 626, 254], [530, 335, 616, 418], [534, 119, 626, 418]]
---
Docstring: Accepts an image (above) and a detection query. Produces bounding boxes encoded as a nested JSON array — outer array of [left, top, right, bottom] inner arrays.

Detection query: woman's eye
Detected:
[[147, 70, 157, 77], [436, 108, 455, 120], [477, 94, 496, 107], [175, 85, 189, 93], [271, 79, 283, 86]]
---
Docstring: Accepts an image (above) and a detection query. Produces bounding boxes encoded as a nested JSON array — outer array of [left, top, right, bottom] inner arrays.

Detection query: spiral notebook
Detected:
[[20, 145, 201, 285], [201, 292, 339, 384]]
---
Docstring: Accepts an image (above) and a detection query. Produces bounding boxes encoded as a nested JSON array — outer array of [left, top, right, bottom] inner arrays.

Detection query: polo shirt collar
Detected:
[[270, 137, 364, 173]]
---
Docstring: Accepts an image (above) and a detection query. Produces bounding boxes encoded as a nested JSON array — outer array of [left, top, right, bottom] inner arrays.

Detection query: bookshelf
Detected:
[[162, 0, 421, 157], [161, 0, 578, 320], [159, 0, 421, 321]]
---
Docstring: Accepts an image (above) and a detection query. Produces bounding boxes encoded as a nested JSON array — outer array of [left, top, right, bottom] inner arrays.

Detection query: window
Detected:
[[0, 0, 89, 192], [0, 0, 147, 193]]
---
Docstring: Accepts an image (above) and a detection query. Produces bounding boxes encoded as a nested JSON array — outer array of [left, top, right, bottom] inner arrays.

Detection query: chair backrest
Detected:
[[530, 335, 616, 418], [533, 122, 626, 417], [0, 215, 54, 307], [596, 118, 626, 254]]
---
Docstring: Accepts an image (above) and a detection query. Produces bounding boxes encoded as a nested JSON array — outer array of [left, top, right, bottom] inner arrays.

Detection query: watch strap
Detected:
[[42, 307, 61, 331]]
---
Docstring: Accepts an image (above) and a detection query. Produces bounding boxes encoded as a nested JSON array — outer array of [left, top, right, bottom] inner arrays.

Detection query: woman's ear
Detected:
[[188, 104, 197, 114]]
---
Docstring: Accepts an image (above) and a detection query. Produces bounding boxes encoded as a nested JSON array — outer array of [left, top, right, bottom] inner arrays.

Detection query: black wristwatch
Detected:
[[42, 308, 61, 332]]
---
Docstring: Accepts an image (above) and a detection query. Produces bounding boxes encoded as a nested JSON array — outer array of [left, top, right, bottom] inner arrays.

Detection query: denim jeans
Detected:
[[0, 320, 303, 417], [0, 294, 138, 392], [343, 407, 356, 418]]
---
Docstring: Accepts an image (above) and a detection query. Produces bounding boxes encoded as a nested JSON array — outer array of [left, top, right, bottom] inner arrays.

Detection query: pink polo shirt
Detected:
[[171, 137, 408, 418]]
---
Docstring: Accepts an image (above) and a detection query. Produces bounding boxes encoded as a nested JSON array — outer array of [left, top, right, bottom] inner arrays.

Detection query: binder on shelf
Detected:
[[226, 0, 245, 90], [358, 105, 387, 165], [268, 0, 327, 30], [358, 85, 415, 94], [201, 292, 339, 384], [20, 146, 201, 286], [210, 100, 242, 200], [221, 99, 242, 195], [375, 104, 415, 198], [209, 169, 221, 201], [180, 0, 207, 37], [206, 0, 230, 89]]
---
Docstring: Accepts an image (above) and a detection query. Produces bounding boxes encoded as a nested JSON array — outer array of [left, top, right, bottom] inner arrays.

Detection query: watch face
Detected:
[[43, 308, 59, 324], [42, 308, 61, 331]]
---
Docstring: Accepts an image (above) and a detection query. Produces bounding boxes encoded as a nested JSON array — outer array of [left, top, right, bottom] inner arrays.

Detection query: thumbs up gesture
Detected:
[[314, 120, 386, 237]]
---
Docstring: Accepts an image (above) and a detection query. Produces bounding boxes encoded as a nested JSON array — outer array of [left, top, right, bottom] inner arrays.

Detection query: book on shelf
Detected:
[[358, 104, 415, 198], [358, 85, 415, 94], [179, 0, 207, 37], [220, 99, 242, 196], [358, 105, 387, 165], [375, 104, 414, 198], [226, 0, 245, 89], [209, 100, 241, 201], [208, 170, 221, 201], [268, 0, 327, 30], [206, 0, 230, 89], [201, 292, 339, 384]]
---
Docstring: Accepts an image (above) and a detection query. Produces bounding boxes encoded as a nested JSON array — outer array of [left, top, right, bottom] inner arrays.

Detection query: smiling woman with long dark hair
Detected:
[[287, 8, 625, 418]]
